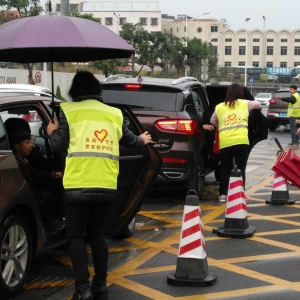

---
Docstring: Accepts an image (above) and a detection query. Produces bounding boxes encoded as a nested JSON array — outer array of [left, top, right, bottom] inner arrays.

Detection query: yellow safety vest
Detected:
[[61, 100, 123, 190], [216, 99, 249, 149], [288, 92, 300, 117]]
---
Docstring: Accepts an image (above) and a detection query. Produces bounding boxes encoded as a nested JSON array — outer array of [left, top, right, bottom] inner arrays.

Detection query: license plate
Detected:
[[279, 112, 287, 117]]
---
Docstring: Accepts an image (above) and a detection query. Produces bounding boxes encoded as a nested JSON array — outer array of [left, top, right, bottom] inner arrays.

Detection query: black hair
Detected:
[[9, 130, 31, 151], [290, 85, 297, 90], [225, 83, 244, 108], [68, 71, 102, 101]]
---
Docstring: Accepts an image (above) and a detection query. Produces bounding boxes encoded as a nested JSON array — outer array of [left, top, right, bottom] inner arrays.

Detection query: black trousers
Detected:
[[64, 197, 114, 291], [219, 144, 249, 196]]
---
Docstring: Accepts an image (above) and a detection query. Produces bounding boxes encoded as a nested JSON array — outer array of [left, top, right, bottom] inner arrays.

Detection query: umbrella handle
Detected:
[[271, 137, 284, 152]]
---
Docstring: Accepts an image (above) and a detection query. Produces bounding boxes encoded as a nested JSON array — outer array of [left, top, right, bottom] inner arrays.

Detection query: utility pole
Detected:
[[60, 0, 69, 16]]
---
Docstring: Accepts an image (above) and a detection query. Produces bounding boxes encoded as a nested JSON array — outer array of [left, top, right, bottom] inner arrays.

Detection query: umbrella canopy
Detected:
[[0, 15, 135, 63]]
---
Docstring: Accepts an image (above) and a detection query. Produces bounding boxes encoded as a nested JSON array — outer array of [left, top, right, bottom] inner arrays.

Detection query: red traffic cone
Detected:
[[167, 190, 217, 287], [213, 168, 256, 238], [266, 173, 295, 205]]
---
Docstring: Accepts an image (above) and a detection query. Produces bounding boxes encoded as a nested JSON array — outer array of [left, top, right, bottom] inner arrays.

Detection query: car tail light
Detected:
[[269, 99, 277, 104], [28, 112, 41, 122], [162, 157, 188, 164], [22, 114, 30, 122], [124, 84, 142, 89], [156, 120, 197, 134]]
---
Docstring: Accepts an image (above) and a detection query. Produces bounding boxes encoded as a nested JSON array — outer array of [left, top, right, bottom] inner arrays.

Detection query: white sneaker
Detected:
[[218, 195, 227, 203]]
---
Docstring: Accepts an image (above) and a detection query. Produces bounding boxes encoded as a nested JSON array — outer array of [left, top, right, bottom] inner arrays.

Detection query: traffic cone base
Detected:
[[213, 168, 256, 238], [167, 258, 217, 286], [167, 190, 217, 287], [266, 174, 295, 205]]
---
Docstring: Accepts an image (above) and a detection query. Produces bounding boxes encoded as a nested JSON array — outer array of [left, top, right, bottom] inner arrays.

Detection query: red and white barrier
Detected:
[[272, 173, 287, 191]]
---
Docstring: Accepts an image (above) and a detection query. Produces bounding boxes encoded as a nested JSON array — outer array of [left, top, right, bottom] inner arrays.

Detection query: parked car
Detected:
[[101, 77, 266, 196], [255, 92, 272, 105], [0, 94, 161, 298], [267, 88, 300, 131]]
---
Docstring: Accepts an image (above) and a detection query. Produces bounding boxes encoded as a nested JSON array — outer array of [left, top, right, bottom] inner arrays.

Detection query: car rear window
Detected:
[[256, 93, 271, 98], [275, 92, 290, 98], [101, 90, 183, 111]]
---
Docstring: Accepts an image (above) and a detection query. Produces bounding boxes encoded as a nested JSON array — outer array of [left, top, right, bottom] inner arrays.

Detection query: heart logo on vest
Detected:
[[228, 113, 236, 121], [94, 130, 108, 143]]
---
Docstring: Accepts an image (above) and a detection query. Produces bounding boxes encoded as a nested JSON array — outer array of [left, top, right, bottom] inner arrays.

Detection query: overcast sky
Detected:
[[160, 0, 299, 32]]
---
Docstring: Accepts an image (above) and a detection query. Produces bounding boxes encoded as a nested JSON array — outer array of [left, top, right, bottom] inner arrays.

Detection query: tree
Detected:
[[0, 0, 43, 17], [89, 59, 128, 78], [68, 11, 100, 23], [220, 18, 230, 29], [120, 23, 149, 77]]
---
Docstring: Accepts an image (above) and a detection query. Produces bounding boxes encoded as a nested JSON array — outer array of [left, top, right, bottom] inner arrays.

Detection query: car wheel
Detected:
[[116, 217, 136, 239], [268, 122, 278, 131], [195, 152, 206, 197], [0, 215, 32, 299]]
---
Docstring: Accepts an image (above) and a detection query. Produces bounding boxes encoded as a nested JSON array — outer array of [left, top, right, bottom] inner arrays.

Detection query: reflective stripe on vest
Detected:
[[288, 93, 300, 117], [216, 99, 249, 149], [61, 100, 123, 190]]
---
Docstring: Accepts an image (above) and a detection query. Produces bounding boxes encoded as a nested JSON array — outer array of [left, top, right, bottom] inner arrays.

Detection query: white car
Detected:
[[255, 93, 272, 105]]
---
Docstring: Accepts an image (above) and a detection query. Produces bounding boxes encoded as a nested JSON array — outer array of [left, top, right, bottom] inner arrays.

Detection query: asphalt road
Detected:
[[15, 105, 300, 300]]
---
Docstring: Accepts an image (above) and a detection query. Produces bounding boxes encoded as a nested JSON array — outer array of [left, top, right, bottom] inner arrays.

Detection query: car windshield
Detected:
[[101, 90, 183, 111], [256, 93, 271, 98], [275, 92, 291, 97]]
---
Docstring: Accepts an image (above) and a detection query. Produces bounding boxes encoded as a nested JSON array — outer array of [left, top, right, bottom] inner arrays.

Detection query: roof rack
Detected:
[[103, 74, 132, 82], [171, 77, 199, 85]]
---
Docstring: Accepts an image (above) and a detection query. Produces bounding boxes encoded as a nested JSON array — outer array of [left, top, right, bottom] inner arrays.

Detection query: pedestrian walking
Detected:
[[277, 84, 300, 150], [47, 71, 152, 300], [210, 83, 261, 203]]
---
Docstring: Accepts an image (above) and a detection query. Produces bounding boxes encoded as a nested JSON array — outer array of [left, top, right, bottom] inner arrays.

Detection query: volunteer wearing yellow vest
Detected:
[[47, 71, 152, 300], [278, 85, 300, 150], [210, 83, 261, 203]]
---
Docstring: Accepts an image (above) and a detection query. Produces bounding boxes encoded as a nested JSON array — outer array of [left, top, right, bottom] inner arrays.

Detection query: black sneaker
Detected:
[[44, 214, 66, 231], [71, 288, 93, 300]]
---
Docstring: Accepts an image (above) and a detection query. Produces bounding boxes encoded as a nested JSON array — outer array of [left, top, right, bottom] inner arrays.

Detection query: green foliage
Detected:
[[68, 11, 100, 23], [226, 73, 235, 81], [260, 74, 268, 82], [0, 0, 43, 18], [56, 85, 67, 102], [89, 58, 128, 77]]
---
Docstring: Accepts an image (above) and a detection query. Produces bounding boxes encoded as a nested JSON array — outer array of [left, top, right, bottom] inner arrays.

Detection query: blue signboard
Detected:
[[267, 67, 292, 76], [249, 76, 255, 83]]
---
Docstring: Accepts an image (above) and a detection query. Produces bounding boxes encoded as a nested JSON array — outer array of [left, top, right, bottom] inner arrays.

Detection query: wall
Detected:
[[0, 69, 105, 100]]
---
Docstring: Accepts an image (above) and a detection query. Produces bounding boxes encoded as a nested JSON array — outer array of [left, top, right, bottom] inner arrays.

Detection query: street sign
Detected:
[[201, 65, 207, 73], [201, 73, 208, 80], [249, 76, 255, 83], [201, 59, 209, 64]]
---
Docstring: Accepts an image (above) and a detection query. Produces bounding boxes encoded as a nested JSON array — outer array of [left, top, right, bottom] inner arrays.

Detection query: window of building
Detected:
[[224, 61, 231, 67], [70, 4, 79, 11], [295, 39, 300, 42], [225, 46, 232, 55], [184, 26, 186, 32], [267, 39, 274, 42], [281, 46, 287, 55], [239, 38, 246, 42], [211, 38, 218, 42], [253, 38, 260, 42], [295, 47, 300, 55], [281, 39, 288, 42], [164, 29, 166, 33], [140, 18, 147, 25], [267, 46, 273, 55], [266, 62, 273, 67], [253, 46, 260, 55], [238, 62, 245, 66], [280, 62, 287, 67], [294, 62, 300, 67], [252, 62, 259, 67], [212, 46, 218, 53], [151, 18, 158, 25], [119, 17, 127, 25], [176, 27, 179, 32], [239, 46, 245, 55], [56, 4, 60, 11], [105, 18, 113, 25], [170, 28, 173, 34], [211, 25, 218, 32], [225, 38, 232, 42]]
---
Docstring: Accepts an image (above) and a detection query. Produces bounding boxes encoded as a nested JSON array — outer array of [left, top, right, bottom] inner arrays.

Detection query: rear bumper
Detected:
[[267, 114, 289, 125]]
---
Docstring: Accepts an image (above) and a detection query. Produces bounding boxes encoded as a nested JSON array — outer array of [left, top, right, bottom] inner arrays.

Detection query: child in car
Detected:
[[9, 129, 65, 231]]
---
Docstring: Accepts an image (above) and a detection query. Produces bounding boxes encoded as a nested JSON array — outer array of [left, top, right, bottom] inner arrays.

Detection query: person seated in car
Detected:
[[9, 129, 65, 231]]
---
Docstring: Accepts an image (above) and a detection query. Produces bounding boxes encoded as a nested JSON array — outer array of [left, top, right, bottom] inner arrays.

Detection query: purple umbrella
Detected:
[[0, 14, 135, 111]]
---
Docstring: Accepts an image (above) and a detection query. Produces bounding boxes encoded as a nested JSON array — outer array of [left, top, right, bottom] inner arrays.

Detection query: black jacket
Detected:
[[281, 95, 297, 104], [49, 96, 145, 203]]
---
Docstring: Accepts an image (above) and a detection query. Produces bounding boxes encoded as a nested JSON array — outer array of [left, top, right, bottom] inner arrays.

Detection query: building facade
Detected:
[[161, 16, 300, 68]]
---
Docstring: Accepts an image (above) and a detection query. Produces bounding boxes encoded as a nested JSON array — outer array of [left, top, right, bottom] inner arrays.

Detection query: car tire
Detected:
[[0, 215, 32, 299], [116, 217, 136, 239], [195, 152, 206, 197], [268, 122, 278, 131]]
